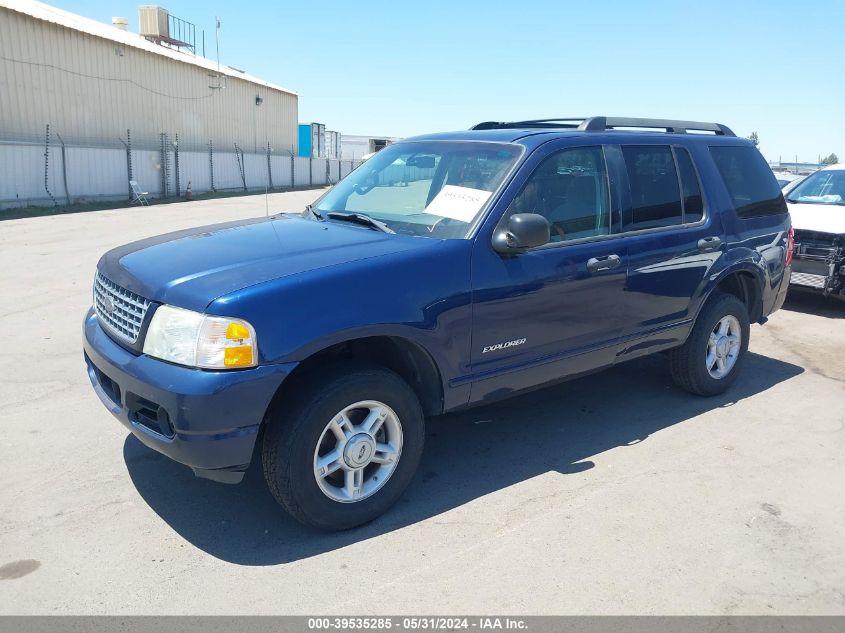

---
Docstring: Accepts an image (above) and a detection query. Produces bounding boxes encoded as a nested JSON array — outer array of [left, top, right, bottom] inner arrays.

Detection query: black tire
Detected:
[[669, 292, 750, 396], [262, 363, 424, 530]]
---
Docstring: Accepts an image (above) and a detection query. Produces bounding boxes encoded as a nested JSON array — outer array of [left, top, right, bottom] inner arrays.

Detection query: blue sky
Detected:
[[52, 0, 844, 163]]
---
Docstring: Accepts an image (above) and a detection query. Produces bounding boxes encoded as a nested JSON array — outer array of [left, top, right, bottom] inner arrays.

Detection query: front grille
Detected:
[[93, 272, 151, 344], [790, 272, 827, 289]]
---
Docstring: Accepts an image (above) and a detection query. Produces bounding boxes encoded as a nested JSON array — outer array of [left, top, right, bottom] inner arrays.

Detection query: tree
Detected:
[[747, 132, 760, 148], [821, 153, 839, 165]]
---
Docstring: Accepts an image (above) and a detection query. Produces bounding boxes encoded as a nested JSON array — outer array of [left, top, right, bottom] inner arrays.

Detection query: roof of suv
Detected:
[[405, 129, 576, 145], [405, 128, 753, 151], [404, 117, 746, 150]]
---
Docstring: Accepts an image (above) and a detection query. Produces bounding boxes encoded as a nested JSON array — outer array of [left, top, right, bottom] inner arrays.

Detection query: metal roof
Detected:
[[0, 0, 298, 96]]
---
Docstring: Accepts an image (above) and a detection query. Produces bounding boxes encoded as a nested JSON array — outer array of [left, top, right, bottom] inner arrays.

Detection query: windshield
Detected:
[[786, 170, 845, 206], [313, 141, 522, 238]]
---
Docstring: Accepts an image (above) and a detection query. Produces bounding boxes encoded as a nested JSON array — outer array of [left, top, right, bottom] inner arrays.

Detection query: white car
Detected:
[[785, 164, 845, 299], [774, 171, 805, 189]]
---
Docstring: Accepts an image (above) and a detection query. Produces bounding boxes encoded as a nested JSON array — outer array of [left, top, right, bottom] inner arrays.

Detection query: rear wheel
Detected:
[[669, 292, 750, 396], [262, 364, 424, 530]]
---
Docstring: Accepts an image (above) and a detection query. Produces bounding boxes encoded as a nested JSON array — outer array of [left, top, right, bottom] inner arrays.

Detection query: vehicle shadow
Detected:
[[782, 290, 845, 319], [123, 351, 802, 566]]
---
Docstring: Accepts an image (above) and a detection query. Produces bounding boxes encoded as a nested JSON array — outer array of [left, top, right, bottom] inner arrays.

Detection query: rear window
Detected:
[[710, 146, 787, 217]]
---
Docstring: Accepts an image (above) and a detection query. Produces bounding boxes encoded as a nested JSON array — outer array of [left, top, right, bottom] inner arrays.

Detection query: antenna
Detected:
[[210, 17, 222, 90], [264, 92, 269, 217]]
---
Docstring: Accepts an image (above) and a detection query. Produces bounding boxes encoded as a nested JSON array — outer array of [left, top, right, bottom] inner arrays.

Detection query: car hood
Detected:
[[97, 215, 436, 311], [788, 202, 845, 235]]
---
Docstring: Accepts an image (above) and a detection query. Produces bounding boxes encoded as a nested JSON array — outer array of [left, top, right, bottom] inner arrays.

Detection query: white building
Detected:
[[341, 134, 401, 160]]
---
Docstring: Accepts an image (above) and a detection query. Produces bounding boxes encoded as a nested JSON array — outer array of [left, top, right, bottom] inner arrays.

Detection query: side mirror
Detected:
[[492, 213, 550, 254]]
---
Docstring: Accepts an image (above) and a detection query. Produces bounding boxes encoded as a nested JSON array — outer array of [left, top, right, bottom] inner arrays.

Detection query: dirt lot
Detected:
[[1, 192, 843, 614]]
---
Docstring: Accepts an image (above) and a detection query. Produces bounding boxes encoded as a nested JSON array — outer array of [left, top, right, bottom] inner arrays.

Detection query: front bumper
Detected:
[[790, 257, 845, 298], [789, 233, 844, 298], [83, 309, 296, 482]]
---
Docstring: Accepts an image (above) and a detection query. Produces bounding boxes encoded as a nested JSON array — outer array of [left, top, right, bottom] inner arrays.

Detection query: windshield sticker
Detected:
[[424, 185, 492, 223]]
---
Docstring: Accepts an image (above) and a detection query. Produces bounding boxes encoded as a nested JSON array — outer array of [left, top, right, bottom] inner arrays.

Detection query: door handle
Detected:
[[586, 254, 621, 273], [697, 236, 722, 253]]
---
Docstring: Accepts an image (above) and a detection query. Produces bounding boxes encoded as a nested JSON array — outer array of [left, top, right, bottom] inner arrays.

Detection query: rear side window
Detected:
[[674, 147, 704, 224], [622, 145, 683, 230], [710, 146, 787, 217]]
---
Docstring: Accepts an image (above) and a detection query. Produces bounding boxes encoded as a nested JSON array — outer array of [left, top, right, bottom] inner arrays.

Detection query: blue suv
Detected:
[[83, 117, 792, 530]]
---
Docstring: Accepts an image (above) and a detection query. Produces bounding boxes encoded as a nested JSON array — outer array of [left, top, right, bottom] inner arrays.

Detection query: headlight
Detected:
[[142, 305, 258, 369]]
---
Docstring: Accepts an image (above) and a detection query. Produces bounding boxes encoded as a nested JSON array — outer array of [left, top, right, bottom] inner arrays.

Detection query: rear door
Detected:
[[614, 143, 725, 358]]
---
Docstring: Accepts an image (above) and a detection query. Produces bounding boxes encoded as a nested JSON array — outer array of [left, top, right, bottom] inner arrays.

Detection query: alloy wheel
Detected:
[[312, 400, 403, 503], [706, 315, 741, 379]]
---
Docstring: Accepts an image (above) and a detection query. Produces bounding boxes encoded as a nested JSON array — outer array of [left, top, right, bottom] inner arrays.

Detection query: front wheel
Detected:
[[669, 292, 750, 396], [262, 364, 424, 530]]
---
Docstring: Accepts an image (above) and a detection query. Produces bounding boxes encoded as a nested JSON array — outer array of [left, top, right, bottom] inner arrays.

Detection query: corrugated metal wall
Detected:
[[0, 6, 379, 209], [0, 7, 298, 152], [0, 137, 361, 207]]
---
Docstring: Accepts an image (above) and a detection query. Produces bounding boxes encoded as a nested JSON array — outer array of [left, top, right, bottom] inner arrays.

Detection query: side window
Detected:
[[674, 147, 704, 224], [507, 146, 611, 243], [710, 145, 787, 217], [622, 145, 683, 230]]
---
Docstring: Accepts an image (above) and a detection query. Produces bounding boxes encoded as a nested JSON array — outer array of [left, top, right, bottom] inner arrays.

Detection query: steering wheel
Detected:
[[427, 216, 465, 237], [551, 222, 566, 241]]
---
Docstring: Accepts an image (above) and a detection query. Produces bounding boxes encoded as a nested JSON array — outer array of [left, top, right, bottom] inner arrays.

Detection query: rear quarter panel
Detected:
[[689, 139, 791, 322]]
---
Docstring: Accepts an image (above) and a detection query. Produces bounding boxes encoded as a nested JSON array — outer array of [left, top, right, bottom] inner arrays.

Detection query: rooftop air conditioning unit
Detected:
[[139, 5, 170, 41]]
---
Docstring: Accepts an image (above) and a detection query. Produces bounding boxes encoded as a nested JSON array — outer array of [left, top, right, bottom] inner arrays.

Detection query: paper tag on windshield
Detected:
[[424, 185, 492, 223]]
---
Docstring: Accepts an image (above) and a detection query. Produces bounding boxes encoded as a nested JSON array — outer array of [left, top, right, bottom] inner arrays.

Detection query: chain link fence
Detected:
[[0, 126, 362, 210]]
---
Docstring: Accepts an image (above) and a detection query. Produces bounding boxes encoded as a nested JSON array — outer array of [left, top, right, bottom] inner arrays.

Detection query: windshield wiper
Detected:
[[305, 204, 323, 220], [326, 212, 395, 234]]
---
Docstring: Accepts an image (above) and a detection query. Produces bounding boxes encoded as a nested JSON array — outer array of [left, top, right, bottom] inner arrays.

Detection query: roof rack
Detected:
[[471, 117, 736, 137]]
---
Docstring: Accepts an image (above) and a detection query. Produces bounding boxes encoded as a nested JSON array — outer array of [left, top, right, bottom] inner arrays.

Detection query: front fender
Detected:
[[208, 239, 474, 403]]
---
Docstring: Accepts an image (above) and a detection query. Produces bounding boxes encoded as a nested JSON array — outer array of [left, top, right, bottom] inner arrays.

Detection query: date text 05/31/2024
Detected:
[[307, 617, 528, 630]]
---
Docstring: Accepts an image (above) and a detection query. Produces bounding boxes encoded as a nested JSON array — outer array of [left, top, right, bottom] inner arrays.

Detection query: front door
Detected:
[[467, 142, 629, 405]]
